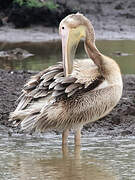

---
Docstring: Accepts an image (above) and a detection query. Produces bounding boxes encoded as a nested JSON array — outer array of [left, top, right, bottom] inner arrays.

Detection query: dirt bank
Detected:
[[0, 69, 135, 136], [0, 24, 134, 43]]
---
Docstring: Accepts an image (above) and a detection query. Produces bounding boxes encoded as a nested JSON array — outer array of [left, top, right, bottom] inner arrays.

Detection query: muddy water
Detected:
[[0, 40, 135, 74], [0, 127, 135, 180]]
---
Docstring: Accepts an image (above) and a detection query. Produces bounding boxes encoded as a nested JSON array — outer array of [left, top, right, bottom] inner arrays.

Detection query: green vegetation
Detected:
[[25, 0, 45, 8], [13, 0, 24, 6], [13, 0, 58, 10], [44, 0, 59, 10]]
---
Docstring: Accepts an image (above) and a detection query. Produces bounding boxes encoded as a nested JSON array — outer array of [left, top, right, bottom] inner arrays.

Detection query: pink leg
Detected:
[[74, 128, 81, 146], [62, 129, 69, 146]]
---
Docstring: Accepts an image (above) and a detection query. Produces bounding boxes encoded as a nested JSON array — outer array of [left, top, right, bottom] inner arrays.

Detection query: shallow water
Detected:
[[0, 40, 135, 74], [0, 127, 135, 180]]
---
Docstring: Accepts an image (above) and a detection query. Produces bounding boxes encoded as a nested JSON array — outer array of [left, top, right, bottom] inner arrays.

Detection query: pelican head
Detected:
[[59, 13, 95, 77]]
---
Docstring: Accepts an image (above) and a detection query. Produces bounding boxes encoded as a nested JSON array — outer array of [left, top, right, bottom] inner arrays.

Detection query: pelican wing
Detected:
[[9, 59, 104, 130], [16, 59, 102, 109], [15, 63, 63, 111], [72, 59, 103, 87], [17, 59, 104, 108]]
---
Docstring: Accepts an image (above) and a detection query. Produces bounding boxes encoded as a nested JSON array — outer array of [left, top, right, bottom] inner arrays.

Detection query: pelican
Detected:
[[9, 13, 123, 146]]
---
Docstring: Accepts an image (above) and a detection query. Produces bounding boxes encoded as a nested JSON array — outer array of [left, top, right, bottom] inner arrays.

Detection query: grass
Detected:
[[13, 0, 59, 10], [13, 0, 24, 6]]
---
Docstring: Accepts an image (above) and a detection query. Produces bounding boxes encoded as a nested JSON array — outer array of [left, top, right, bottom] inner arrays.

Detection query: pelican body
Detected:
[[9, 13, 123, 146]]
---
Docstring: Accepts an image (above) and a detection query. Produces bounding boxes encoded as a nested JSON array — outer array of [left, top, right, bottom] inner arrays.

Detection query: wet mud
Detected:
[[0, 69, 135, 136]]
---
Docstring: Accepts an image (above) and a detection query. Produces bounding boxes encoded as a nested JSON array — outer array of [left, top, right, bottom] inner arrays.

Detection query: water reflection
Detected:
[[0, 127, 119, 180], [0, 40, 135, 74], [1, 129, 135, 179], [7, 145, 117, 180]]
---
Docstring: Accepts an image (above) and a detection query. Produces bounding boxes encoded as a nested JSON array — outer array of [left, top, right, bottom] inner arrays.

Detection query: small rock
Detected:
[[0, 48, 34, 60], [0, 19, 3, 26], [121, 130, 132, 136], [115, 3, 124, 10], [120, 28, 123, 31]]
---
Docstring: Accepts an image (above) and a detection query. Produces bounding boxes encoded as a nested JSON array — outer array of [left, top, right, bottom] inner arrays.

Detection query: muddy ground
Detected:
[[0, 69, 135, 136]]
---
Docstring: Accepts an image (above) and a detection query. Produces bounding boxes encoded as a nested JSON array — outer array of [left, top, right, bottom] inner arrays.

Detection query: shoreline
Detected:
[[0, 25, 135, 43]]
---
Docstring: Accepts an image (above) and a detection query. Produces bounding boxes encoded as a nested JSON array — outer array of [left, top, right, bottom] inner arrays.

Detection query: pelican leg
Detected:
[[62, 144, 69, 159], [62, 129, 69, 146], [74, 145, 81, 160], [74, 128, 82, 146]]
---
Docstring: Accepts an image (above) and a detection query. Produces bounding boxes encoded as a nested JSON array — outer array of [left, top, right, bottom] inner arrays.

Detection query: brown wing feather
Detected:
[[20, 59, 102, 104], [15, 63, 63, 111], [9, 59, 104, 130]]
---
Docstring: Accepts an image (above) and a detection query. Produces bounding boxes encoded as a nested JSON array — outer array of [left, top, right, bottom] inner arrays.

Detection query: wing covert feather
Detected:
[[13, 59, 104, 112]]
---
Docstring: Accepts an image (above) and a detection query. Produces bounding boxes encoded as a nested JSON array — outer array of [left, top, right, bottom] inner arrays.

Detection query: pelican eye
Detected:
[[62, 26, 64, 29]]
